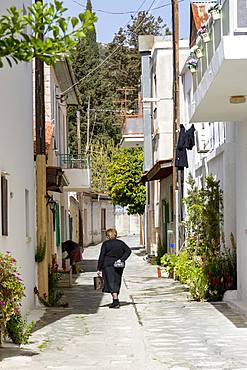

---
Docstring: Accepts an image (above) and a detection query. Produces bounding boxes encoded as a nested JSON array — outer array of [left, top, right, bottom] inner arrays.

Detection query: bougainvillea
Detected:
[[0, 252, 25, 328]]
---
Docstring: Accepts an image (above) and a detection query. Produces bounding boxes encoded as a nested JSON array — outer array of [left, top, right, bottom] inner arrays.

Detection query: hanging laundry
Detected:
[[185, 124, 195, 150], [175, 124, 196, 170], [175, 124, 188, 170]]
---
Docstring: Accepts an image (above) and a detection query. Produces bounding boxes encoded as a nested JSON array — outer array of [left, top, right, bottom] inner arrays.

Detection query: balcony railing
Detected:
[[191, 0, 247, 97], [122, 115, 144, 136], [57, 154, 90, 170]]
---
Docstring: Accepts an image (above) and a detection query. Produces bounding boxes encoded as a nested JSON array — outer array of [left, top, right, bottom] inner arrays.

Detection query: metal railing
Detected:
[[122, 115, 144, 136], [192, 0, 247, 96], [57, 154, 90, 169]]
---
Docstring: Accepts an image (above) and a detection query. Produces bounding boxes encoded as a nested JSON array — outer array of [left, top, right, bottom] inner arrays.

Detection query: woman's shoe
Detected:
[[109, 299, 120, 309]]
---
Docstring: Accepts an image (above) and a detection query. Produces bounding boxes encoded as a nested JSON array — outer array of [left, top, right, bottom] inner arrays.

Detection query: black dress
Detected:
[[97, 239, 131, 294]]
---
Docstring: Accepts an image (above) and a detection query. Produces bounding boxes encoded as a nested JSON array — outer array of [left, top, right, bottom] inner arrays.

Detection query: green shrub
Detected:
[[0, 252, 25, 329], [160, 175, 237, 302], [6, 313, 34, 345], [160, 253, 177, 273], [174, 251, 192, 284], [188, 263, 208, 301], [34, 266, 63, 307]]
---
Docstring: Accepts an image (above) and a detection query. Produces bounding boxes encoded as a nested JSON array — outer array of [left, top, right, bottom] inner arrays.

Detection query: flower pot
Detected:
[[211, 10, 221, 21], [168, 270, 174, 279], [195, 48, 203, 59], [201, 32, 210, 43], [189, 65, 197, 74]]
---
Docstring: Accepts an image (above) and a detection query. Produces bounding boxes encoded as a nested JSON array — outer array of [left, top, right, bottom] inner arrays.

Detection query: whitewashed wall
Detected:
[[148, 39, 188, 255], [236, 121, 247, 302], [183, 64, 236, 251], [0, 0, 36, 313], [80, 194, 115, 246], [115, 212, 140, 237]]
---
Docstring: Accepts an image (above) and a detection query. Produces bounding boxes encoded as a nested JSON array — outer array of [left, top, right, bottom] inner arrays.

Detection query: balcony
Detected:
[[57, 154, 91, 191], [120, 115, 144, 148], [188, 0, 247, 123]]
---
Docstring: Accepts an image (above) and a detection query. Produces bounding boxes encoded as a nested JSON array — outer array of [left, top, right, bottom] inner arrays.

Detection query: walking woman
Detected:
[[97, 228, 131, 308]]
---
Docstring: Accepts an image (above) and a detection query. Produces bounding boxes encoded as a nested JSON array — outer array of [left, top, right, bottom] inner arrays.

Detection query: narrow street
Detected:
[[1, 236, 247, 370]]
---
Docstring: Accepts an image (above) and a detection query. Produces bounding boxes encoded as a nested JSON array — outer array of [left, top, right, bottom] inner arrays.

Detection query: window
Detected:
[[1, 176, 8, 236], [101, 209, 106, 231], [25, 189, 30, 237]]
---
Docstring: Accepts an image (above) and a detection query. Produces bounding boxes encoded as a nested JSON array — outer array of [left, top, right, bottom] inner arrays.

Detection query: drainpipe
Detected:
[[91, 199, 94, 245], [139, 36, 154, 254]]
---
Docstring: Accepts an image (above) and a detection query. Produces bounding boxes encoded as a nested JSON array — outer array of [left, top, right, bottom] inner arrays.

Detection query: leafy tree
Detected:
[[0, 1, 96, 67], [101, 11, 168, 111], [107, 148, 146, 215], [69, 0, 122, 152], [184, 174, 224, 256], [69, 10, 167, 151], [90, 139, 118, 193]]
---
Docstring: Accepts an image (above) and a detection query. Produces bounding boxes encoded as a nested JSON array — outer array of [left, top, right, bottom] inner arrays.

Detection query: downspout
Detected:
[[139, 36, 153, 254], [91, 198, 94, 245]]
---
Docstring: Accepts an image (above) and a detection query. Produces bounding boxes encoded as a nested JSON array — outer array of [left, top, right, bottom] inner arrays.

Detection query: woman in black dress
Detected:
[[97, 228, 131, 308]]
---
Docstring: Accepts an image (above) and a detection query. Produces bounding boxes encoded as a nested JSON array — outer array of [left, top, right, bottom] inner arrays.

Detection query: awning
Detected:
[[140, 159, 173, 183], [46, 166, 69, 193]]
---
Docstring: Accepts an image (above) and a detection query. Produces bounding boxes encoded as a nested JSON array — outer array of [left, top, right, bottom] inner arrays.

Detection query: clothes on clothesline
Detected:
[[175, 124, 195, 170]]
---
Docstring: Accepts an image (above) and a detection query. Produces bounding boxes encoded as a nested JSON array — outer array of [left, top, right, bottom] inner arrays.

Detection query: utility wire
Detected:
[[72, 0, 184, 15], [61, 0, 159, 97]]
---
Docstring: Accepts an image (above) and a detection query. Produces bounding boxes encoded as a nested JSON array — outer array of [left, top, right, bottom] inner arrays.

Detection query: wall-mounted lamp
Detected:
[[45, 194, 57, 212], [230, 95, 246, 104], [1, 171, 10, 176]]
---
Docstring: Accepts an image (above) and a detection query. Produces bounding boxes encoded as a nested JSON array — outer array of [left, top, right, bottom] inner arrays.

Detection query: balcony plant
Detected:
[[198, 25, 210, 43], [191, 45, 203, 59], [208, 4, 222, 21], [186, 56, 198, 74]]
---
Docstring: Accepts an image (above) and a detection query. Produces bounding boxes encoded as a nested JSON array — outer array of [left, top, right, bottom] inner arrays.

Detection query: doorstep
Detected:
[[223, 290, 247, 316]]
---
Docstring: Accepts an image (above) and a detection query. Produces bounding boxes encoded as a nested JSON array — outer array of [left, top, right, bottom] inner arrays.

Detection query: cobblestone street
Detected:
[[1, 236, 247, 370]]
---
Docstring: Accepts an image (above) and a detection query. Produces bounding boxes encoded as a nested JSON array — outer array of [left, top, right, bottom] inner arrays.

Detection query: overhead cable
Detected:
[[72, 0, 184, 15], [61, 0, 159, 97]]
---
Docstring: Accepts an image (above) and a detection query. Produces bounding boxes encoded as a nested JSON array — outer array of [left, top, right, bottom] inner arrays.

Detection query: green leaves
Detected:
[[0, 252, 25, 328], [0, 1, 96, 67], [106, 147, 146, 215]]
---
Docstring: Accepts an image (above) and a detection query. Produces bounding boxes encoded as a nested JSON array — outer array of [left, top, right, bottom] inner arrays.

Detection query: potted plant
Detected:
[[198, 25, 210, 43], [186, 56, 198, 74], [191, 45, 203, 59], [208, 4, 222, 21]]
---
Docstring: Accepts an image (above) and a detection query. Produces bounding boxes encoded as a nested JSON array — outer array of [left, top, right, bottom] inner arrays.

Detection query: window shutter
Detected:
[[1, 176, 8, 236]]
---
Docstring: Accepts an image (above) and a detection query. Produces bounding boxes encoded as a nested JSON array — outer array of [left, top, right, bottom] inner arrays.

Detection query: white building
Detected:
[[139, 36, 188, 255], [0, 0, 36, 313], [182, 0, 247, 305]]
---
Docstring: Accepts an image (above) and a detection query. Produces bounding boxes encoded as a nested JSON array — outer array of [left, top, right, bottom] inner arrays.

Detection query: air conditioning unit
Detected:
[[196, 130, 209, 154]]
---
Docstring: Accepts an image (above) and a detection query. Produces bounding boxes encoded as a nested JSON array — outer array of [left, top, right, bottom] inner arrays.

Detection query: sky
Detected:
[[62, 0, 191, 43]]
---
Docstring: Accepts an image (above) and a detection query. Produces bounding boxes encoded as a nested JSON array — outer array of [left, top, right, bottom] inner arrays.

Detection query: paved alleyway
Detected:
[[1, 236, 247, 369]]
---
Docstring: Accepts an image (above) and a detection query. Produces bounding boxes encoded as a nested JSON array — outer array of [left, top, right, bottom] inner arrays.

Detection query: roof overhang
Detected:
[[140, 159, 173, 183], [54, 59, 81, 106]]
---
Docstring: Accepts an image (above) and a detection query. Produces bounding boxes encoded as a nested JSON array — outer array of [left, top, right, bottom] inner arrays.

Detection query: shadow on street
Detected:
[[211, 302, 247, 328], [33, 259, 103, 332]]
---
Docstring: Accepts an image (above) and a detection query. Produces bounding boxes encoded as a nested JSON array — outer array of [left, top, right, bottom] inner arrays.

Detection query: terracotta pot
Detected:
[[169, 270, 174, 279]]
